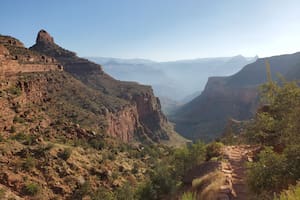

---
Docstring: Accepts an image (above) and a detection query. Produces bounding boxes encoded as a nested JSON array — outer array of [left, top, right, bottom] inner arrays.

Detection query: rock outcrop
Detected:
[[0, 35, 62, 77], [36, 29, 54, 45]]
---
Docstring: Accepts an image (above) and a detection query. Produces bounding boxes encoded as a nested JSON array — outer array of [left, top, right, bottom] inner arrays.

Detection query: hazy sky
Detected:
[[1, 0, 300, 61]]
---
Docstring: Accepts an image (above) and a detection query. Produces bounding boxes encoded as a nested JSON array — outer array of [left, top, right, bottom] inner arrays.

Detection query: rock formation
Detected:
[[23, 29, 175, 143], [0, 35, 62, 77], [36, 29, 54, 44]]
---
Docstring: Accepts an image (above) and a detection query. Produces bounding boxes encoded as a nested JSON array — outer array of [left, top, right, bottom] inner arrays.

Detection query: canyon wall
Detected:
[[0, 31, 177, 144]]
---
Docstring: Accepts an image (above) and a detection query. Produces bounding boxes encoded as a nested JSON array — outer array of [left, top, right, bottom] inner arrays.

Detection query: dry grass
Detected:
[[191, 171, 226, 200]]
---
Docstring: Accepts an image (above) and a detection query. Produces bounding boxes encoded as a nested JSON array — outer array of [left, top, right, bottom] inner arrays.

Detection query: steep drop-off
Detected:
[[172, 52, 300, 141]]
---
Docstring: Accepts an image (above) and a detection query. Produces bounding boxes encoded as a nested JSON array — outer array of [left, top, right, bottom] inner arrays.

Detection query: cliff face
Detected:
[[0, 35, 62, 77], [172, 52, 300, 141], [26, 30, 173, 143]]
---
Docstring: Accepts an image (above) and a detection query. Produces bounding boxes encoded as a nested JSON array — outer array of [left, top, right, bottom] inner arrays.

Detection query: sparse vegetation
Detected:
[[114, 183, 135, 200], [22, 156, 36, 171], [0, 189, 5, 199], [181, 191, 197, 200], [13, 116, 26, 123], [274, 182, 300, 200], [10, 125, 16, 133], [7, 85, 22, 96], [23, 183, 39, 196], [58, 148, 72, 160], [205, 142, 223, 161], [11, 132, 37, 145], [72, 182, 91, 199], [92, 187, 115, 200]]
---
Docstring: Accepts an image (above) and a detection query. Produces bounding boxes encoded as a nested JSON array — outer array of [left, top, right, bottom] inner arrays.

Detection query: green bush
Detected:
[[107, 151, 116, 161], [135, 181, 157, 200], [72, 182, 91, 199], [131, 163, 139, 174], [7, 86, 22, 96], [10, 126, 16, 133], [22, 156, 36, 171], [205, 142, 223, 161], [274, 182, 300, 200], [0, 134, 4, 142], [13, 116, 25, 123], [11, 132, 37, 145], [245, 81, 300, 196], [0, 189, 5, 199], [173, 141, 206, 177], [246, 81, 300, 147], [135, 162, 177, 200], [92, 187, 115, 200], [58, 148, 72, 160], [284, 145, 300, 180], [115, 183, 135, 200], [23, 183, 39, 196], [247, 147, 287, 194], [89, 138, 105, 150]]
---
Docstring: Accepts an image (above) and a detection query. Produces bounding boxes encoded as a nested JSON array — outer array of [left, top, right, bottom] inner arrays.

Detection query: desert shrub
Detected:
[[11, 132, 37, 145], [0, 189, 5, 199], [131, 163, 139, 174], [274, 182, 300, 200], [23, 183, 40, 196], [151, 164, 177, 198], [11, 132, 26, 141], [13, 116, 25, 123], [246, 81, 300, 147], [89, 138, 105, 150], [0, 134, 4, 142], [205, 142, 223, 161], [73, 138, 89, 148], [114, 183, 135, 200], [247, 147, 287, 194], [107, 151, 116, 161], [173, 141, 206, 177], [34, 143, 54, 157], [72, 182, 91, 200], [7, 85, 22, 96], [283, 145, 300, 180], [92, 187, 115, 200], [181, 192, 197, 200], [10, 125, 16, 133], [135, 181, 157, 200], [22, 156, 36, 171], [58, 148, 72, 160]]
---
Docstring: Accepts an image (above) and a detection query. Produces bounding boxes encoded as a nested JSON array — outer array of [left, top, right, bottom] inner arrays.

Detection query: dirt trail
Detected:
[[222, 145, 254, 200]]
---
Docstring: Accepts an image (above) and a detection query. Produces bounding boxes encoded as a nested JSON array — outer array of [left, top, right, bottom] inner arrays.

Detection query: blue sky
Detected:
[[1, 0, 300, 61]]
